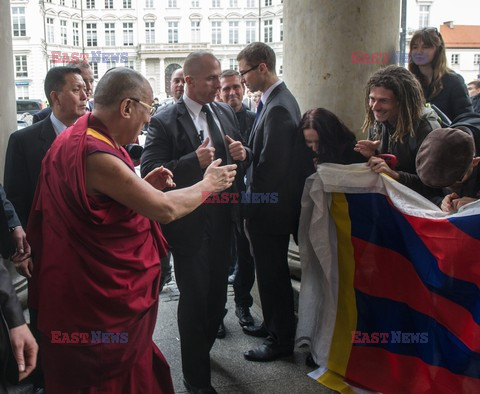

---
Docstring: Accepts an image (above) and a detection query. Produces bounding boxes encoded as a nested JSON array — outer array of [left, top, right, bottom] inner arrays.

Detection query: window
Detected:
[[229, 58, 238, 71], [90, 62, 98, 79], [418, 4, 430, 29], [105, 23, 115, 46], [86, 23, 97, 46], [229, 0, 238, 7], [123, 22, 133, 46], [60, 0, 65, 5], [263, 19, 272, 43], [265, 0, 272, 5], [105, 0, 113, 8], [145, 21, 155, 44], [73, 22, 79, 46], [126, 60, 135, 69], [16, 85, 29, 100], [191, 21, 201, 42], [47, 18, 55, 44], [123, 0, 132, 8], [145, 0, 154, 8], [450, 54, 459, 65], [15, 55, 28, 78], [192, 0, 199, 6], [280, 18, 283, 41], [86, 0, 95, 9], [474, 54, 480, 65], [279, 64, 283, 75], [211, 21, 221, 44], [60, 20, 68, 45], [168, 21, 178, 44], [212, 0, 220, 7], [246, 0, 255, 7], [246, 20, 256, 43], [168, 0, 177, 7], [72, 0, 78, 8], [11, 7, 26, 37], [229, 21, 239, 44]]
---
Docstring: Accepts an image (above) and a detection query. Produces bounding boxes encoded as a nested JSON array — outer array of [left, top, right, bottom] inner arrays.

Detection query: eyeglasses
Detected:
[[239, 64, 260, 77], [129, 97, 155, 116]]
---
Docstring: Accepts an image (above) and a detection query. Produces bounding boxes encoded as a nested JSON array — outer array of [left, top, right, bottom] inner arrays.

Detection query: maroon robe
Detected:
[[27, 113, 173, 393]]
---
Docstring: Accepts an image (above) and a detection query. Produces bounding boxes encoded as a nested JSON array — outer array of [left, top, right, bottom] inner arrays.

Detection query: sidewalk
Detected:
[[154, 278, 334, 394]]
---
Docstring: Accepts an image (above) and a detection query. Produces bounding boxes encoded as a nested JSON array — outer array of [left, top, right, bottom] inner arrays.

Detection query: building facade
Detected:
[[11, 0, 284, 101]]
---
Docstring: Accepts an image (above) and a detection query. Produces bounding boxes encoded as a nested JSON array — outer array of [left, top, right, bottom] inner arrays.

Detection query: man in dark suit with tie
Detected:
[[4, 66, 87, 274], [141, 51, 251, 394], [237, 42, 301, 362]]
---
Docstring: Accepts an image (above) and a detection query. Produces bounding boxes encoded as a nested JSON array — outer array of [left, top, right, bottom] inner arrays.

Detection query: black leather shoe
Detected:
[[235, 305, 254, 327], [244, 342, 293, 362], [183, 378, 218, 394], [242, 323, 268, 338], [216, 320, 226, 339]]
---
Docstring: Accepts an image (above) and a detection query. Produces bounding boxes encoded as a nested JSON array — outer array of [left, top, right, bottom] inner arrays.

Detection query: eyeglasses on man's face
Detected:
[[239, 64, 260, 77], [129, 97, 156, 116]]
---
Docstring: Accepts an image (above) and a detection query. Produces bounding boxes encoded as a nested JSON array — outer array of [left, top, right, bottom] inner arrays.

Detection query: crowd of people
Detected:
[[1, 26, 479, 394]]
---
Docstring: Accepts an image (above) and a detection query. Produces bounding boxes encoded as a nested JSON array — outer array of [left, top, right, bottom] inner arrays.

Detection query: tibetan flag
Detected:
[[296, 163, 480, 393]]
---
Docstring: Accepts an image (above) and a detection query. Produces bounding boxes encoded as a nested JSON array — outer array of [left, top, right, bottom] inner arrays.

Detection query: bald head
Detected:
[[94, 68, 151, 108], [170, 68, 185, 101], [184, 52, 220, 77]]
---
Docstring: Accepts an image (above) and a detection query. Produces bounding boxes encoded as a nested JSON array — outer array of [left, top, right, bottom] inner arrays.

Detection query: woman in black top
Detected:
[[409, 27, 472, 122]]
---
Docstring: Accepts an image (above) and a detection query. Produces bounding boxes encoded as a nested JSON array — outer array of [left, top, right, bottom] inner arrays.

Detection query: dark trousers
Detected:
[[172, 208, 232, 388], [232, 223, 255, 308], [246, 225, 295, 346]]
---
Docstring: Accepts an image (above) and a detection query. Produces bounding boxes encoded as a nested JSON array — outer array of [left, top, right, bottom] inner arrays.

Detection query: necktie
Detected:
[[255, 100, 264, 121], [201, 105, 227, 162]]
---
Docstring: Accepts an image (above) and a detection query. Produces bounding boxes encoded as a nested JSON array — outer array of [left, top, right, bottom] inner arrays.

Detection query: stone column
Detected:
[[284, 0, 401, 135], [0, 3, 18, 179], [159, 57, 166, 98]]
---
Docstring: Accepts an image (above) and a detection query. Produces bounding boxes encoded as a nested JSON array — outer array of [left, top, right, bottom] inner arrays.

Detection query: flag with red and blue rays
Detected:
[[296, 163, 480, 394]]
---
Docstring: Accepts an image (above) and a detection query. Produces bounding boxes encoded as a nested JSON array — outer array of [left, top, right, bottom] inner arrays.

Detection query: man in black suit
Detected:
[[141, 51, 250, 393], [219, 69, 256, 328], [4, 66, 87, 275], [237, 42, 301, 361], [32, 62, 94, 124], [0, 185, 37, 390]]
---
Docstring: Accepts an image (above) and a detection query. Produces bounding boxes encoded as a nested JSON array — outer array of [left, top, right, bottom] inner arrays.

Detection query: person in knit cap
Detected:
[[416, 127, 480, 213]]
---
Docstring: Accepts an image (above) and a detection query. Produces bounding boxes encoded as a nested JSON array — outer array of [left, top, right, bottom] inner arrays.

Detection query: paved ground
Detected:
[[154, 277, 334, 394]]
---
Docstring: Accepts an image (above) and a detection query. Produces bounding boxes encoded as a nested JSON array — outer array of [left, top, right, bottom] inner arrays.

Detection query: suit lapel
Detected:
[[209, 103, 233, 164], [248, 82, 286, 148], [177, 100, 202, 150], [39, 117, 57, 155]]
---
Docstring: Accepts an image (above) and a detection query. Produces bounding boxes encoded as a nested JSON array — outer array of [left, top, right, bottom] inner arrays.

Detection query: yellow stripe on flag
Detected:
[[317, 370, 356, 394], [328, 193, 357, 376]]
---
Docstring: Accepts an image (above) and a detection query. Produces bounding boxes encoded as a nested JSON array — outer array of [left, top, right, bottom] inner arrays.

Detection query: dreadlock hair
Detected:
[[361, 65, 425, 143], [408, 27, 450, 100]]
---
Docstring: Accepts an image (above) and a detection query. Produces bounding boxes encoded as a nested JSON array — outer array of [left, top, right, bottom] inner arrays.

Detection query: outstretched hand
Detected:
[[144, 166, 176, 190], [204, 159, 237, 193]]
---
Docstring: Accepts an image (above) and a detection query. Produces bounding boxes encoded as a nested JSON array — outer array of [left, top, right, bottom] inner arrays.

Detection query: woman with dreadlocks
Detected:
[[409, 27, 472, 122], [354, 65, 441, 198]]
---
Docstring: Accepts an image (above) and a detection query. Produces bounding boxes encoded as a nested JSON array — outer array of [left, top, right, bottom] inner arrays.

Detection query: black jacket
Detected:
[[425, 72, 473, 122]]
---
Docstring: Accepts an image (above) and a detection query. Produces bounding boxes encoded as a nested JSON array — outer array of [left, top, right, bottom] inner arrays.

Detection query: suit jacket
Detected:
[[141, 99, 251, 252], [246, 82, 301, 234], [4, 116, 57, 227]]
